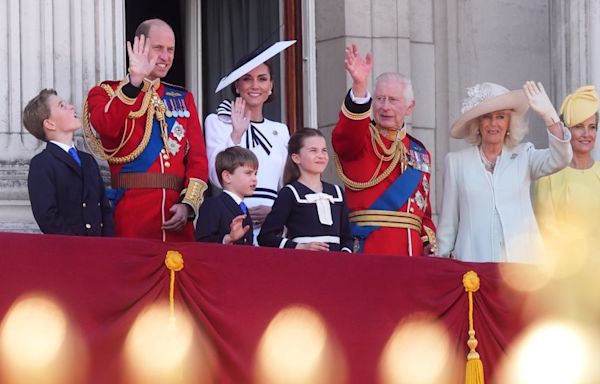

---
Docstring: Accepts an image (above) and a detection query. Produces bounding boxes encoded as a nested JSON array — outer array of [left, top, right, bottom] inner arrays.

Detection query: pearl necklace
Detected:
[[479, 146, 499, 172]]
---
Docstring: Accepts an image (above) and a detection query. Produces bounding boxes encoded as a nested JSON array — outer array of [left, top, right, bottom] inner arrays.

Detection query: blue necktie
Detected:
[[68, 147, 81, 166], [239, 201, 248, 215]]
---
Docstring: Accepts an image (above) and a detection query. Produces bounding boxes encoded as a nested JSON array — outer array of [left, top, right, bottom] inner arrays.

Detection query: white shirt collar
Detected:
[[50, 140, 76, 153], [223, 190, 244, 205]]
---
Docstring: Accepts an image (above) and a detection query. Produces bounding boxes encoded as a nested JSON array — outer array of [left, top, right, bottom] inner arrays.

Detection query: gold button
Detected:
[[161, 149, 166, 154], [97, 202, 100, 206], [164, 161, 171, 168], [100, 223, 104, 227], [163, 154, 169, 160], [85, 224, 92, 229], [82, 202, 86, 207], [409, 208, 414, 213]]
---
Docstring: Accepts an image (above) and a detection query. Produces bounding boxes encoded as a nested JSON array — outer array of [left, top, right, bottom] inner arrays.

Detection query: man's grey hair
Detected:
[[375, 72, 414, 103]]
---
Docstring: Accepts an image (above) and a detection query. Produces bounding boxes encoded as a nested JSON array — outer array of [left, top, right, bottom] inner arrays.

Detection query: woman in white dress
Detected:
[[205, 43, 294, 242], [436, 81, 572, 263]]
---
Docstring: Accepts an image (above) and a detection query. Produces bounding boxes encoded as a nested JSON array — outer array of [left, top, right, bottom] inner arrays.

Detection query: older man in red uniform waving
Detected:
[[85, 19, 208, 242], [332, 45, 436, 256]]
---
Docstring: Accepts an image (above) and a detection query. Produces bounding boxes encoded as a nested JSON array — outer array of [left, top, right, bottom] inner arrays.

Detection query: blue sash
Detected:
[[352, 139, 425, 252], [109, 84, 187, 205], [120, 85, 185, 173]]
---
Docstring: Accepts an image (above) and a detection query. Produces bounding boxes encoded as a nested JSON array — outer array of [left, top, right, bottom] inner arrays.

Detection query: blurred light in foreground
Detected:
[[502, 219, 589, 293], [378, 314, 457, 384], [497, 320, 590, 384], [124, 303, 213, 384], [0, 293, 84, 384], [499, 261, 550, 293], [255, 305, 339, 384]]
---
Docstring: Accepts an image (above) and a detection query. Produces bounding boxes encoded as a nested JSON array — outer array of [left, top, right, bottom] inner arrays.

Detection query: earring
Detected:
[[268, 90, 272, 95], [506, 131, 510, 136]]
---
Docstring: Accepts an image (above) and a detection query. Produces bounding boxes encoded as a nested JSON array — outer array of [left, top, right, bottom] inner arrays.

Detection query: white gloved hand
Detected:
[[523, 81, 560, 126]]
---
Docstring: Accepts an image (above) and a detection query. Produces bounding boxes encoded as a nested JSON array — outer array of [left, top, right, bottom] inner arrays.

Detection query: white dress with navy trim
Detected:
[[204, 100, 290, 240], [257, 181, 354, 252]]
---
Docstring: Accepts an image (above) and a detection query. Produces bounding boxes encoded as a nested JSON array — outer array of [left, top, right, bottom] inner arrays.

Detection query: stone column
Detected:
[[549, 0, 600, 158], [0, 0, 125, 232], [550, 0, 593, 105]]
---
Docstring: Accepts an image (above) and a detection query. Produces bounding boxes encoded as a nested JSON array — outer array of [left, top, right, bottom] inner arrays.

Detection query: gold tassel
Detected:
[[463, 271, 485, 384], [165, 250, 184, 323]]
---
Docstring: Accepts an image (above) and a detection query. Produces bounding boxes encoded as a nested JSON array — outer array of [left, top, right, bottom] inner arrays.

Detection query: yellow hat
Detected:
[[559, 85, 599, 127]]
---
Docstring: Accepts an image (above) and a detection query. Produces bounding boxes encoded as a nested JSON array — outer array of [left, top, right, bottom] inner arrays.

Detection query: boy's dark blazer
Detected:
[[195, 192, 253, 245], [27, 142, 115, 236]]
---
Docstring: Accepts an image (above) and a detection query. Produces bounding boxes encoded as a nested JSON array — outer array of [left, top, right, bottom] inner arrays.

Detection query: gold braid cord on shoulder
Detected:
[[82, 83, 161, 164], [335, 124, 407, 191]]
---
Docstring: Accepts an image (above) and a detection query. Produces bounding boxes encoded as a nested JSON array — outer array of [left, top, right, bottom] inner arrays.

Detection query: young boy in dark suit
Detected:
[[23, 88, 114, 236], [195, 146, 257, 245]]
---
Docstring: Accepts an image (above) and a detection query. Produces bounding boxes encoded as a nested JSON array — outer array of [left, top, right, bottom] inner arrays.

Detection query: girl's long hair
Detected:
[[283, 128, 326, 185]]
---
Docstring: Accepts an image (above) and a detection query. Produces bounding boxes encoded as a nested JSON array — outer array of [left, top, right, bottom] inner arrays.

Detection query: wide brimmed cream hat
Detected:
[[559, 85, 599, 127], [450, 82, 529, 139]]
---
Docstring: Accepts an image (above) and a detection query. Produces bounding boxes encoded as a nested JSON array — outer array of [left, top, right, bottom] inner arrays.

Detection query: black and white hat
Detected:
[[214, 40, 296, 93]]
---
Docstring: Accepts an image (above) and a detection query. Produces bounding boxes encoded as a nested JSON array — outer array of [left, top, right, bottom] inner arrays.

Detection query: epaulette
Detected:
[[162, 81, 188, 92], [408, 133, 428, 153], [99, 80, 120, 87]]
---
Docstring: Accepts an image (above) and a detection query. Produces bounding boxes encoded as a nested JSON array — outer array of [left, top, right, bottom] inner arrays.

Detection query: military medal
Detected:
[[181, 99, 191, 118], [422, 177, 430, 194], [167, 137, 181, 156], [414, 190, 426, 210], [409, 149, 431, 173], [170, 99, 179, 118], [163, 99, 172, 118], [172, 121, 185, 142]]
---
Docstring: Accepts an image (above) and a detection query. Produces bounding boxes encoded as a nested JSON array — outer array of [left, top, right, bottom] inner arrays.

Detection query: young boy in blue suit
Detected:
[[195, 146, 257, 245], [24, 89, 114, 236]]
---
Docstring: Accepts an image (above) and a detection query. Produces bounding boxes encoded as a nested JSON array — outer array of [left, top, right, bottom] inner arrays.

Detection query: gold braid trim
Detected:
[[83, 81, 166, 164], [341, 102, 371, 121], [181, 178, 208, 217], [115, 85, 136, 105], [421, 225, 437, 254], [335, 124, 407, 191]]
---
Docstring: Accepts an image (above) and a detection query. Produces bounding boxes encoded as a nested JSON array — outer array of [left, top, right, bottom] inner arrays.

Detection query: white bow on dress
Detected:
[[304, 192, 334, 226]]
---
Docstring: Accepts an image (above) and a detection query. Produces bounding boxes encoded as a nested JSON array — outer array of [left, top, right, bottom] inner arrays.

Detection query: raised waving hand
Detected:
[[126, 34, 157, 87], [344, 44, 372, 98]]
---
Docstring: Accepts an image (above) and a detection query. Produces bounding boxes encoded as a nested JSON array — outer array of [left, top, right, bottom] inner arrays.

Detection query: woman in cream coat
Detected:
[[436, 81, 572, 263]]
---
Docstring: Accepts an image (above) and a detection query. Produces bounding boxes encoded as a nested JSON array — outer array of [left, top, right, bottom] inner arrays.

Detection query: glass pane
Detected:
[[201, 0, 282, 122]]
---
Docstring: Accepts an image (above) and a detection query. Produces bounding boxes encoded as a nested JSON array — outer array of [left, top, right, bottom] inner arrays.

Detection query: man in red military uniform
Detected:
[[332, 44, 436, 256], [85, 19, 208, 242]]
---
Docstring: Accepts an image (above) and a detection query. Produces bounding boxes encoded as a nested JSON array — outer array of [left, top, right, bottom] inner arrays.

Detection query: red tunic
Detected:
[[332, 92, 436, 256], [86, 79, 208, 242]]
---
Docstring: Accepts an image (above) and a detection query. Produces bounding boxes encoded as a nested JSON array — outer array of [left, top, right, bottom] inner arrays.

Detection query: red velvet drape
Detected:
[[0, 233, 530, 383]]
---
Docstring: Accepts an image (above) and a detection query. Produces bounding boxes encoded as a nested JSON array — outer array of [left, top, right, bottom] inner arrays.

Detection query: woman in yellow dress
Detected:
[[533, 86, 600, 251]]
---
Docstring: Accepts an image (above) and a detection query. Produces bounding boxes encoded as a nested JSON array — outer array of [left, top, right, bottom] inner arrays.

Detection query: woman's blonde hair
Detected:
[[464, 110, 528, 149]]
